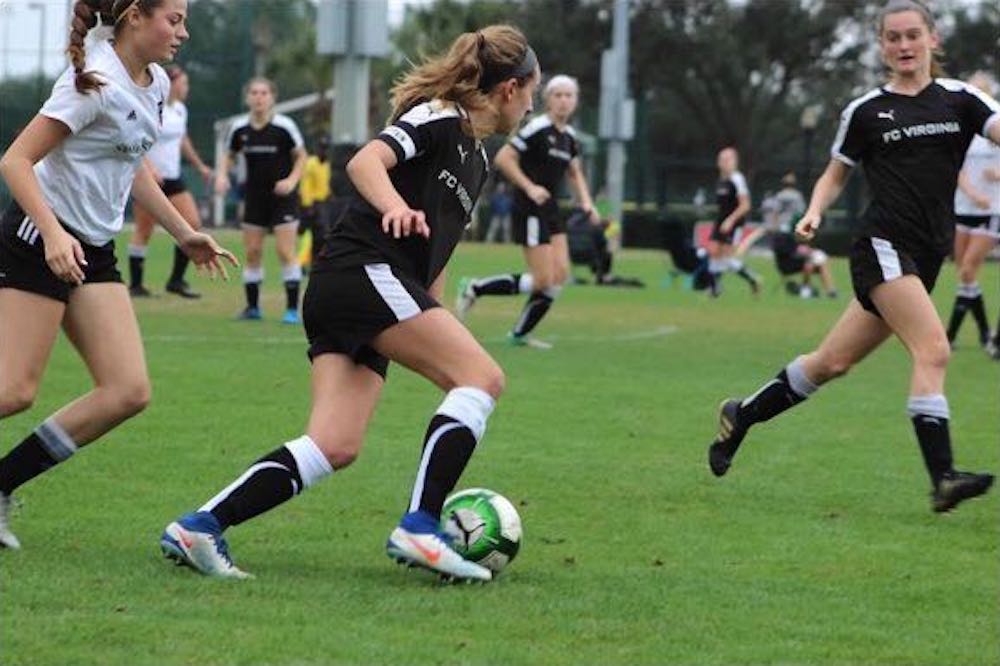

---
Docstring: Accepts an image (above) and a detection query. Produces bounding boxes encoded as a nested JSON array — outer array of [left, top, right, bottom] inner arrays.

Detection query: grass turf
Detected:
[[1, 231, 997, 665]]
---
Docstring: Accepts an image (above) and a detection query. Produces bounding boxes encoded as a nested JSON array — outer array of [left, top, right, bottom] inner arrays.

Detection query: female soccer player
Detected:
[[216, 78, 308, 324], [456, 75, 599, 348], [161, 26, 540, 581], [0, 0, 235, 550], [945, 72, 1000, 350], [707, 0, 998, 513], [707, 146, 760, 296], [127, 64, 213, 299]]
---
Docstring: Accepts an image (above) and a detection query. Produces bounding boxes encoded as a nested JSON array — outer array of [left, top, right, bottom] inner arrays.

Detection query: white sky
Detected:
[[0, 0, 432, 80]]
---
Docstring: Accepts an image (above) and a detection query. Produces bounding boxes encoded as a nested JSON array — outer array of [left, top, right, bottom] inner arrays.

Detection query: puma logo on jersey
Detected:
[[877, 110, 895, 121], [126, 109, 138, 121], [457, 144, 468, 164]]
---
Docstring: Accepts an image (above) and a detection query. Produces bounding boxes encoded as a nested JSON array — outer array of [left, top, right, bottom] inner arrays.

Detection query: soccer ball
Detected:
[[440, 488, 522, 574]]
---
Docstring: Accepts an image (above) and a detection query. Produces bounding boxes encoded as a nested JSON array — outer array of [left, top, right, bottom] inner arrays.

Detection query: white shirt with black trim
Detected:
[[34, 39, 169, 246], [954, 134, 1000, 216], [831, 78, 1000, 254], [318, 100, 488, 286], [146, 100, 187, 180]]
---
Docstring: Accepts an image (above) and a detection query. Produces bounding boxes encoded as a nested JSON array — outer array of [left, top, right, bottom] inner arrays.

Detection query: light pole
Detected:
[[28, 1, 46, 104]]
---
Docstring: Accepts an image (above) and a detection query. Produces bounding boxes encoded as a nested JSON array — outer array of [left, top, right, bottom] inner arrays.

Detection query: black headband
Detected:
[[477, 45, 537, 93]]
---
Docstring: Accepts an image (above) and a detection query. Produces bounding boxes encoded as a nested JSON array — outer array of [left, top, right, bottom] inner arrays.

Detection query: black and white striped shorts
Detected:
[[302, 262, 439, 377], [0, 202, 121, 303], [849, 236, 943, 317]]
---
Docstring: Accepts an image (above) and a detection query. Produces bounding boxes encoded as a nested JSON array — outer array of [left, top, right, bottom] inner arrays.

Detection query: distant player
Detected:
[[707, 147, 760, 296], [160, 26, 540, 581], [945, 73, 1000, 350], [216, 78, 307, 323], [0, 0, 235, 550], [456, 75, 599, 348], [127, 64, 212, 299], [707, 0, 998, 512]]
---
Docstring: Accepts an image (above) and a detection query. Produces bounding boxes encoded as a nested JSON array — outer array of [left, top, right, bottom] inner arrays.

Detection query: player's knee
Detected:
[[958, 264, 977, 284], [312, 434, 362, 470], [813, 354, 853, 382], [915, 338, 950, 371], [110, 379, 152, 418], [0, 382, 37, 417], [479, 364, 506, 400]]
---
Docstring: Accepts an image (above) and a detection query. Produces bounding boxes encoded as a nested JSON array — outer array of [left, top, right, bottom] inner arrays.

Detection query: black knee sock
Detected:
[[204, 446, 304, 529], [284, 280, 300, 311], [169, 245, 190, 285], [512, 291, 554, 337], [411, 415, 478, 518], [947, 295, 970, 342], [968, 295, 990, 344], [738, 358, 818, 427], [908, 395, 953, 486], [129, 255, 145, 289], [472, 273, 523, 296], [245, 282, 261, 310], [0, 420, 77, 495]]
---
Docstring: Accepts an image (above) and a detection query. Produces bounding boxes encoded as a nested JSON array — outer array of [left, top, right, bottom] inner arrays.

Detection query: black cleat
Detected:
[[708, 399, 747, 477], [129, 285, 154, 298], [931, 471, 994, 513], [166, 280, 201, 299]]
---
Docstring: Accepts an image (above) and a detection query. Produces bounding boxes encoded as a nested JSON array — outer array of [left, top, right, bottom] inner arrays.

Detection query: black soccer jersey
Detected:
[[227, 113, 304, 192], [509, 114, 579, 207], [715, 171, 750, 225], [317, 101, 488, 286], [832, 79, 1000, 255]]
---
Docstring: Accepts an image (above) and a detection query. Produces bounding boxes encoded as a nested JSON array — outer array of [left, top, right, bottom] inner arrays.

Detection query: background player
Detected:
[[127, 63, 212, 299], [456, 75, 599, 348], [160, 26, 540, 582], [216, 77, 307, 323], [707, 146, 760, 296], [706, 0, 998, 513]]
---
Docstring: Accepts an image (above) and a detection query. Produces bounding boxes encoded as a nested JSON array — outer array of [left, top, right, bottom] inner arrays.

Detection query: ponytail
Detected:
[[389, 24, 535, 123], [66, 0, 161, 94]]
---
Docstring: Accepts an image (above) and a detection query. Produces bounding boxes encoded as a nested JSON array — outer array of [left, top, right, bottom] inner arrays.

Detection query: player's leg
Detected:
[[947, 229, 996, 347], [0, 290, 65, 549], [455, 210, 536, 320], [239, 224, 266, 319], [161, 353, 383, 578], [128, 203, 157, 297], [373, 307, 503, 580], [870, 276, 993, 511], [709, 298, 892, 476], [273, 219, 302, 324], [164, 190, 202, 299], [946, 227, 973, 344]]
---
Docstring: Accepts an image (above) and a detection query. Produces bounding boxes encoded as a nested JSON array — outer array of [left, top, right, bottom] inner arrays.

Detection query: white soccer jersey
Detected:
[[33, 39, 169, 246], [954, 134, 1000, 216], [146, 100, 187, 180]]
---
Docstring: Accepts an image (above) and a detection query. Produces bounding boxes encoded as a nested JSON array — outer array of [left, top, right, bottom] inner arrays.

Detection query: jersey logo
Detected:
[[457, 143, 468, 164], [877, 110, 895, 122], [126, 109, 138, 121], [547, 134, 556, 145]]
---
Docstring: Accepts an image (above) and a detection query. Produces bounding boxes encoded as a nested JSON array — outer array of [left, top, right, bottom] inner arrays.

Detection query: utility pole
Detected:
[[598, 0, 633, 232]]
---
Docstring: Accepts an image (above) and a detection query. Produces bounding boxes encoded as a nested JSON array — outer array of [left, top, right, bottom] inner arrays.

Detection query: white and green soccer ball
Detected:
[[440, 488, 522, 574]]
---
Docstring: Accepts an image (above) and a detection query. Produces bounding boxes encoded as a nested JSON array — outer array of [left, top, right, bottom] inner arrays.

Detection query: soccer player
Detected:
[[216, 78, 308, 324], [707, 146, 761, 297], [456, 75, 599, 348], [160, 26, 540, 581], [945, 72, 1000, 350], [707, 0, 998, 513], [127, 64, 213, 299], [0, 0, 235, 550]]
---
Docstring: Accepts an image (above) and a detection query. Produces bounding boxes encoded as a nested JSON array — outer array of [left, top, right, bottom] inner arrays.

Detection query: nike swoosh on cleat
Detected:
[[406, 536, 441, 565]]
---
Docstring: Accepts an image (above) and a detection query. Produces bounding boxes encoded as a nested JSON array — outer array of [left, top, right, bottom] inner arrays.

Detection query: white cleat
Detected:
[[160, 512, 252, 579], [0, 493, 21, 550], [387, 526, 492, 582], [455, 278, 477, 322]]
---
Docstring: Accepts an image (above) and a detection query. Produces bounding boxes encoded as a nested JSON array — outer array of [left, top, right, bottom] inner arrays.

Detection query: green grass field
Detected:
[[1, 230, 997, 666]]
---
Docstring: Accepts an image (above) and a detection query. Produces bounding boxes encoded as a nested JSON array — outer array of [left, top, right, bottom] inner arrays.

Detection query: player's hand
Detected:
[[720, 219, 735, 234], [273, 178, 295, 196], [973, 193, 991, 210], [198, 164, 214, 183], [795, 212, 822, 242], [214, 172, 230, 195], [381, 206, 430, 239], [586, 208, 601, 226], [526, 184, 551, 206], [180, 231, 239, 280], [983, 166, 1000, 182], [43, 227, 87, 286]]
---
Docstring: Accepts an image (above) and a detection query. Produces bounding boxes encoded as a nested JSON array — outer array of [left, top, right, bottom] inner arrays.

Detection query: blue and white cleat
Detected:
[[281, 308, 300, 325], [160, 511, 251, 579], [0, 493, 21, 550], [386, 511, 491, 583], [454, 278, 477, 322], [236, 307, 262, 321]]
